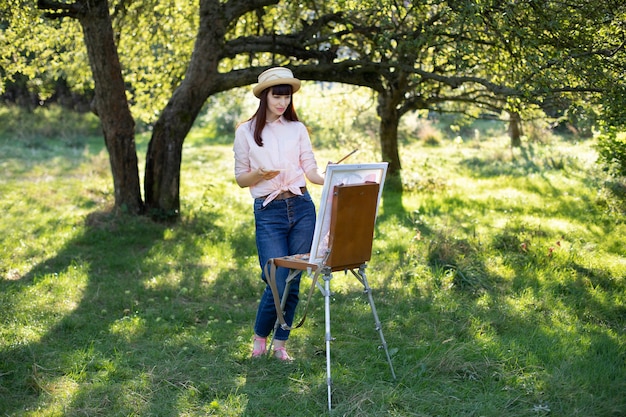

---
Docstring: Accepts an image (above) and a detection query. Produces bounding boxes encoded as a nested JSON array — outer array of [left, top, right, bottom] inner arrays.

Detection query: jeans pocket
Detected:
[[253, 199, 267, 213], [299, 192, 313, 203]]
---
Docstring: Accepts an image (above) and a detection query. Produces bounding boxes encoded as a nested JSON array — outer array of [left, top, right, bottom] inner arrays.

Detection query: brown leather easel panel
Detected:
[[326, 182, 380, 270]]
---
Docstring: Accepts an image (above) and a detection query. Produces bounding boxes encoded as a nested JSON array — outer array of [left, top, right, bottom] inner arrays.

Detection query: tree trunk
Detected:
[[79, 0, 143, 214], [144, 88, 205, 219], [377, 91, 403, 191], [144, 0, 224, 220], [509, 111, 523, 148]]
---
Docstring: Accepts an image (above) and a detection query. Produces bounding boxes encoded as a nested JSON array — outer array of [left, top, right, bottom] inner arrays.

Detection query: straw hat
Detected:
[[253, 67, 301, 98]]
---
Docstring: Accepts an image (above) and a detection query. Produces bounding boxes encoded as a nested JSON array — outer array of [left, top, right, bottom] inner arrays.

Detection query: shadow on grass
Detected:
[[327, 252, 626, 415], [2, 205, 624, 415], [423, 226, 625, 414], [0, 205, 272, 416], [379, 172, 408, 221], [367, 175, 625, 413]]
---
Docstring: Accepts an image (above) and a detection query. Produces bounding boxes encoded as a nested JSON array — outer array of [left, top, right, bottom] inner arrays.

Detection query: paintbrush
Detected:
[[323, 149, 358, 173]]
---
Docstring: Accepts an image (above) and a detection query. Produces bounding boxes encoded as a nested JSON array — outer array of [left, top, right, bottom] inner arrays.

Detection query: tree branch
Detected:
[[37, 0, 85, 19], [222, 11, 347, 63], [209, 60, 386, 96], [221, 0, 280, 28]]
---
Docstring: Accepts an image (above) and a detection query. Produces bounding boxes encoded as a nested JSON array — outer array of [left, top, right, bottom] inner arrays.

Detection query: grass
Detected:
[[1, 109, 625, 416]]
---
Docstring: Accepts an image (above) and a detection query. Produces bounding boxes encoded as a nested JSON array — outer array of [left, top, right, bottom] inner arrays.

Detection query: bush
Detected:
[[416, 119, 444, 146], [0, 105, 101, 140], [596, 130, 626, 178]]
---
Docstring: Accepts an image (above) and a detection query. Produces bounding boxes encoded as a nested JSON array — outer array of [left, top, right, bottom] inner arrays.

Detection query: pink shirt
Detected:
[[233, 116, 319, 205]]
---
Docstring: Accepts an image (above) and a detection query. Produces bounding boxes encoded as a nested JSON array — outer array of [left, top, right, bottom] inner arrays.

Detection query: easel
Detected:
[[265, 182, 396, 411]]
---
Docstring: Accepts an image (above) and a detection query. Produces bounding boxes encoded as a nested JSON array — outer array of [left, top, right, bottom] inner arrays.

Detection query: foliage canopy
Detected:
[[1, 0, 625, 216]]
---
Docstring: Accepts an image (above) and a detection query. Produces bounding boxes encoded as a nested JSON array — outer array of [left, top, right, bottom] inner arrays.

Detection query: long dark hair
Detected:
[[250, 84, 299, 146]]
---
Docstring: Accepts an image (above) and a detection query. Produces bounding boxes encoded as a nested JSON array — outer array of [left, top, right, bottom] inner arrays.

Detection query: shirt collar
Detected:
[[267, 115, 286, 125]]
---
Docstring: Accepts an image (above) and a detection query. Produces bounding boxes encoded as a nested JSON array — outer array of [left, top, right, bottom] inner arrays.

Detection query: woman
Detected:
[[233, 67, 325, 361]]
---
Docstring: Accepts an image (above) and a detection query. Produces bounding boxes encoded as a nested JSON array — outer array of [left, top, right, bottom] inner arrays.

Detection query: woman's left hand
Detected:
[[258, 167, 281, 180]]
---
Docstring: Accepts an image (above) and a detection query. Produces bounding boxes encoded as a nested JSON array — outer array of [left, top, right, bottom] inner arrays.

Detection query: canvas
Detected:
[[309, 162, 388, 263]]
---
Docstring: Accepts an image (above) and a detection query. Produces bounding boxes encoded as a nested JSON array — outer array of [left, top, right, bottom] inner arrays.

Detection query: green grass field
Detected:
[[1, 109, 625, 416]]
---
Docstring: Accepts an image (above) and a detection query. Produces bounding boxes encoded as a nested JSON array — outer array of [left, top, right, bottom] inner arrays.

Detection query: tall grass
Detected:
[[0, 109, 625, 416]]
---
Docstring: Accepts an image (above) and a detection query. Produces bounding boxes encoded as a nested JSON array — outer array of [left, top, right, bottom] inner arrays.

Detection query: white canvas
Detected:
[[309, 162, 388, 264]]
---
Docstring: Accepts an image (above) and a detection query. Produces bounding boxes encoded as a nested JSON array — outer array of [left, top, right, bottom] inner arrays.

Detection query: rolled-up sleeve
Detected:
[[234, 122, 252, 179], [298, 124, 318, 174]]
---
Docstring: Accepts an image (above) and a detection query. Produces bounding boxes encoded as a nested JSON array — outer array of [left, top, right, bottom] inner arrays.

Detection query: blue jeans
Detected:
[[253, 192, 316, 340]]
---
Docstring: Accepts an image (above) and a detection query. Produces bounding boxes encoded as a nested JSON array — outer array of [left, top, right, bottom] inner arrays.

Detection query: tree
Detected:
[[468, 0, 626, 137], [3, 0, 349, 218], [328, 0, 626, 165], [2, 0, 624, 218], [31, 0, 144, 214], [142, 0, 345, 218]]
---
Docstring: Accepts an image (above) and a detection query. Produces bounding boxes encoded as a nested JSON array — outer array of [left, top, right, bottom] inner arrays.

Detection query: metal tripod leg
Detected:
[[269, 268, 300, 354], [351, 264, 397, 380], [320, 267, 333, 411]]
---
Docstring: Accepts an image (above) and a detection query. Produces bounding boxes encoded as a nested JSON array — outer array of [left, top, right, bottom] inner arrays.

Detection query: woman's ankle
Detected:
[[273, 345, 293, 361], [252, 334, 267, 357]]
